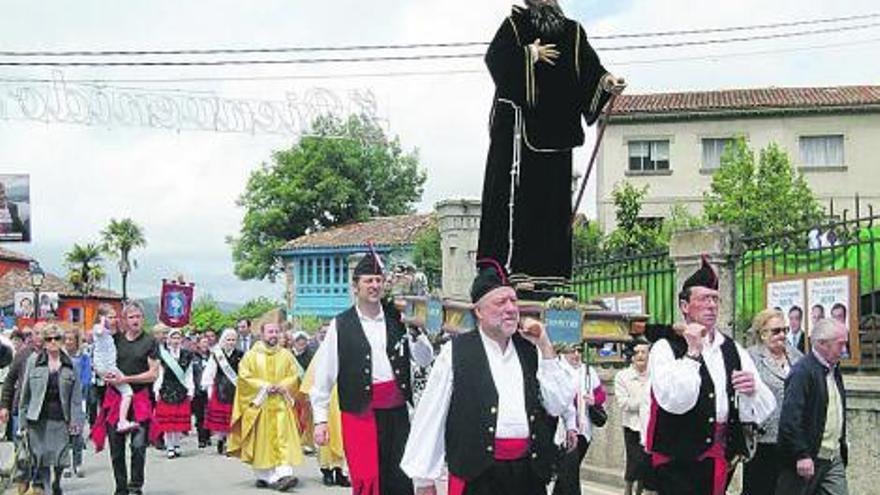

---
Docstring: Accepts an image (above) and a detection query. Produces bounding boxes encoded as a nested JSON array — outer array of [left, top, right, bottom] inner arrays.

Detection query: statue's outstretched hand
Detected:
[[602, 73, 627, 94], [531, 38, 559, 65]]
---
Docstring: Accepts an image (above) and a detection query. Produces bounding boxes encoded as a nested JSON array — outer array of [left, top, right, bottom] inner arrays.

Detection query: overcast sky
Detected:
[[0, 0, 877, 303]]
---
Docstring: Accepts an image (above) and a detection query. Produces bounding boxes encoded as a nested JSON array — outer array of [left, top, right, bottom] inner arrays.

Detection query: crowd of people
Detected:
[[0, 253, 852, 495]]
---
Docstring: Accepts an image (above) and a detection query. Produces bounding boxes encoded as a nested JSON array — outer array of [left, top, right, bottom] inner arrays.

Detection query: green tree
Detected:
[[604, 182, 665, 256], [229, 114, 427, 281], [572, 218, 604, 264], [101, 218, 147, 301], [190, 295, 236, 331], [235, 296, 283, 322], [65, 243, 106, 296], [703, 138, 824, 237], [412, 223, 441, 288]]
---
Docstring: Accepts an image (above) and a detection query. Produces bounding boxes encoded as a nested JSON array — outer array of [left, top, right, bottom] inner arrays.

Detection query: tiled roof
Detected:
[[280, 213, 435, 251], [0, 246, 31, 263], [0, 267, 122, 307], [610, 85, 880, 121]]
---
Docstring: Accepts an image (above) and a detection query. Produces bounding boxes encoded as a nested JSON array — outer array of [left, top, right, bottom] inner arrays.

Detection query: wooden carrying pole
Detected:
[[571, 92, 619, 226]]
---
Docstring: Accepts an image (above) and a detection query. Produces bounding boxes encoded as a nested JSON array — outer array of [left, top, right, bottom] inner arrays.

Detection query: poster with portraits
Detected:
[[766, 270, 859, 366], [806, 270, 859, 366], [14, 291, 59, 319], [765, 276, 807, 344], [0, 174, 31, 242]]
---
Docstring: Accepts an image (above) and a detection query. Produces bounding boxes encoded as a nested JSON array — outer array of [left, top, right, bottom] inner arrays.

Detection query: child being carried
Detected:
[[93, 305, 138, 432]]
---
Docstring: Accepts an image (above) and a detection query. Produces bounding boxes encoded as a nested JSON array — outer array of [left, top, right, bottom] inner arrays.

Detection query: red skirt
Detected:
[[152, 399, 192, 435], [204, 386, 233, 433]]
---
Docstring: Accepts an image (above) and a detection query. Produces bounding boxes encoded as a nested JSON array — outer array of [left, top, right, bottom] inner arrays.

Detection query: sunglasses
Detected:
[[45, 335, 64, 342], [764, 327, 787, 335]]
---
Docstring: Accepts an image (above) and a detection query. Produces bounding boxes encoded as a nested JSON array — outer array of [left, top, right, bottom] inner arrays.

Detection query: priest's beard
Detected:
[[525, 0, 566, 37]]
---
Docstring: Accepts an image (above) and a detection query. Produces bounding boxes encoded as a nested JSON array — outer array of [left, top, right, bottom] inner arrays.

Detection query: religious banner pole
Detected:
[[571, 92, 620, 226]]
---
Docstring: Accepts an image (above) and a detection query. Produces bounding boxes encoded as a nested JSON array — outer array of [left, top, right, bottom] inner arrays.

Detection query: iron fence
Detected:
[[570, 250, 677, 325], [733, 201, 880, 371]]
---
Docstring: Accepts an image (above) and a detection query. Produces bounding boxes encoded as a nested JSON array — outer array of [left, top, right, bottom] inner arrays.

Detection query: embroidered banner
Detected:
[[159, 279, 194, 328]]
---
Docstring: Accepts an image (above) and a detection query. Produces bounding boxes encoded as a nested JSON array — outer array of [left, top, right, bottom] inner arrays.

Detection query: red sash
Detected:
[[448, 438, 530, 495], [340, 380, 405, 495], [89, 387, 153, 452], [650, 423, 728, 495]]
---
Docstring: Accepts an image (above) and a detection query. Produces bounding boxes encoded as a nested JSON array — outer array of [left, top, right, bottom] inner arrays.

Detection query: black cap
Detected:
[[470, 258, 511, 303], [353, 244, 384, 278], [682, 254, 718, 292]]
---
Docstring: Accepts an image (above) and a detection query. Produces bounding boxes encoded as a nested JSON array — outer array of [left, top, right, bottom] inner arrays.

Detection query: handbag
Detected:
[[588, 405, 607, 427], [584, 366, 607, 428]]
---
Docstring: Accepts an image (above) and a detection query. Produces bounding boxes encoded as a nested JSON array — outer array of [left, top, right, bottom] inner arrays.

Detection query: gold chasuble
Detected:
[[300, 351, 345, 466], [228, 342, 304, 469]]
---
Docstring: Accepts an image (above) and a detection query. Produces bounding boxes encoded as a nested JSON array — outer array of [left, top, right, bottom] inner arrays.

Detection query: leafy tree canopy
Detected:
[[229, 113, 426, 281]]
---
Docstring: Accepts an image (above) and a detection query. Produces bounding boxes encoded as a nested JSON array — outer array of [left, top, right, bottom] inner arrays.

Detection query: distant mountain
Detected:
[[136, 296, 243, 327]]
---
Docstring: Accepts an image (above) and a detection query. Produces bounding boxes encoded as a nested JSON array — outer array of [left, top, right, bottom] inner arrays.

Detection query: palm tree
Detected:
[[65, 242, 106, 297], [101, 218, 147, 301]]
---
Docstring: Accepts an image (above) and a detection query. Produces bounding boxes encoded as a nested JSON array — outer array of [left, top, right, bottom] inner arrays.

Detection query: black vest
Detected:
[[335, 302, 412, 413], [214, 349, 243, 404], [159, 348, 194, 405], [445, 331, 556, 483], [650, 335, 748, 461]]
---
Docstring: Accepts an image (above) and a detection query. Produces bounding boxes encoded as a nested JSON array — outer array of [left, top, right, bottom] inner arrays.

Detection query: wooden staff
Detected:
[[571, 92, 621, 226]]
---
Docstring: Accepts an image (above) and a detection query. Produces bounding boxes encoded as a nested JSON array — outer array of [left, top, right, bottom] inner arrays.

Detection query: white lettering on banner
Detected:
[[0, 70, 382, 137]]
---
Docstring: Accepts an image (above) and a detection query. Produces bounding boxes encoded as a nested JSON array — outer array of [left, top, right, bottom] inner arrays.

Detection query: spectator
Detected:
[[614, 338, 654, 495], [63, 328, 90, 479], [1, 323, 44, 494], [742, 309, 804, 495], [235, 319, 255, 353], [19, 323, 84, 495], [777, 319, 849, 495], [553, 343, 606, 495]]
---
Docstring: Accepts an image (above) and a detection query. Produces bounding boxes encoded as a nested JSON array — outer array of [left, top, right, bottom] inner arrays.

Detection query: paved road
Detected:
[[55, 435, 618, 495], [60, 435, 349, 495]]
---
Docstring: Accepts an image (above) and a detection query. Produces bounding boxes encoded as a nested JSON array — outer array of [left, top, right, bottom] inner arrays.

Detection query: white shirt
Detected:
[[558, 362, 602, 441], [614, 365, 649, 432], [647, 330, 776, 427], [310, 305, 434, 423], [400, 330, 575, 488]]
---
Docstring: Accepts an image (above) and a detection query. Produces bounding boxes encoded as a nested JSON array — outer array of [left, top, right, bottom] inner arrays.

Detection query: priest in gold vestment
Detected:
[[228, 322, 304, 492]]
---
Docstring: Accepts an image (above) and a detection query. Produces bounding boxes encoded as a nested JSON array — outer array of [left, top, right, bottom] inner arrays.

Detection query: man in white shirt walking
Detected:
[[311, 249, 433, 495], [401, 258, 575, 495]]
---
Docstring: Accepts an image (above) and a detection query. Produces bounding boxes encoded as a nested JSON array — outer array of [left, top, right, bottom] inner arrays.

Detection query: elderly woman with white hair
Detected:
[[201, 328, 243, 455]]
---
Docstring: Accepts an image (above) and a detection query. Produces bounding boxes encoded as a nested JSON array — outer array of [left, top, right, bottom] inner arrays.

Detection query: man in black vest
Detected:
[[645, 257, 776, 495], [311, 250, 434, 495], [401, 258, 575, 495]]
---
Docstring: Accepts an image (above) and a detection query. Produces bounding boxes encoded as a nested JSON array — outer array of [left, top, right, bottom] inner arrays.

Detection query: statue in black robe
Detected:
[[477, 1, 624, 285]]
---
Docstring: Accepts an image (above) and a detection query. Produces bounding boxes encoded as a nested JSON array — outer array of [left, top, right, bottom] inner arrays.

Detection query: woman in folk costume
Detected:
[[151, 327, 195, 459], [201, 328, 244, 455], [300, 343, 351, 487]]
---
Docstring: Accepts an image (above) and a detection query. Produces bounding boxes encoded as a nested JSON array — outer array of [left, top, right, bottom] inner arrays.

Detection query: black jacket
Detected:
[[778, 352, 848, 467]]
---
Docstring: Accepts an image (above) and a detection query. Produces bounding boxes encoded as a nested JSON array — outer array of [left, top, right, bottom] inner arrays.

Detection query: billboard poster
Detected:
[[806, 270, 859, 365], [14, 291, 59, 319], [0, 174, 31, 242], [765, 277, 807, 344]]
